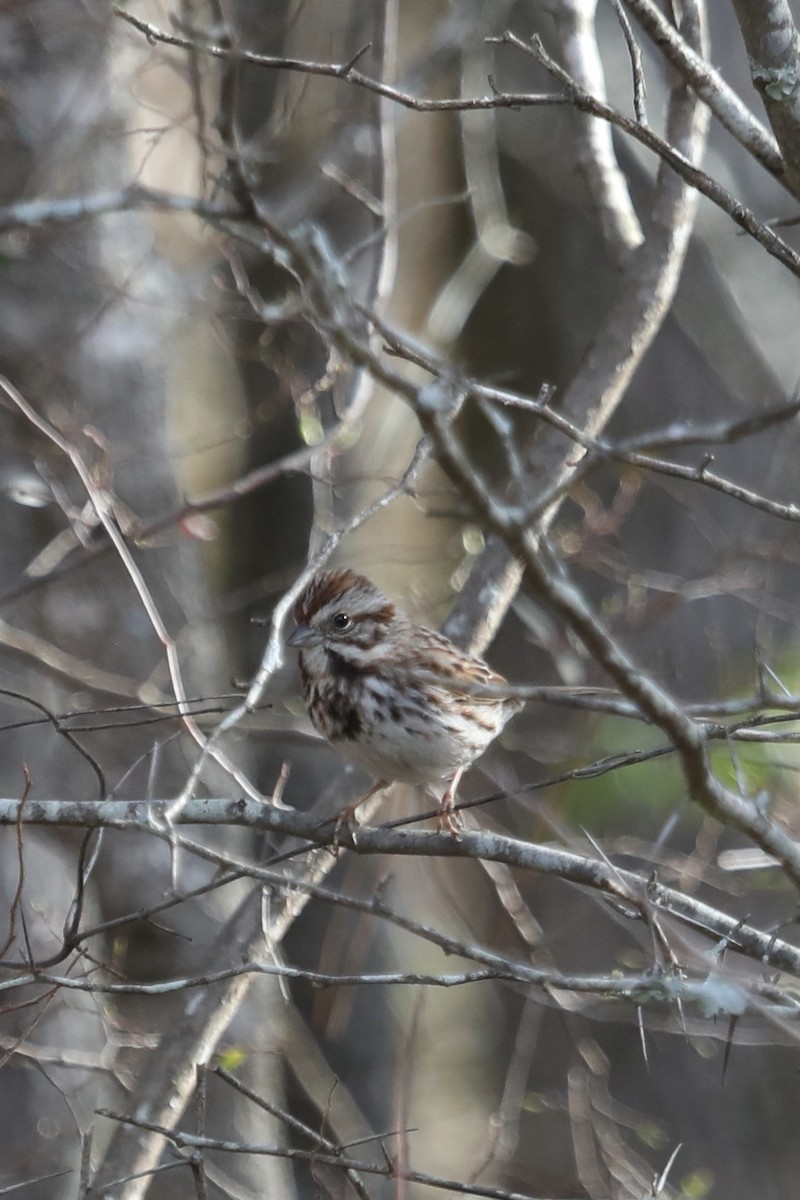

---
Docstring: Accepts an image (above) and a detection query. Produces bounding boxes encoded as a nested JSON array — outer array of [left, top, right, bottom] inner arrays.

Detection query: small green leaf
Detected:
[[635, 1119, 668, 1150], [217, 1046, 247, 1070], [521, 1092, 545, 1113], [298, 407, 324, 445], [680, 1168, 714, 1198]]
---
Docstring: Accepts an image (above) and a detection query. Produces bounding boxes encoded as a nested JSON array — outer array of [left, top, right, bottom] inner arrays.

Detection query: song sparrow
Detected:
[[287, 568, 522, 833]]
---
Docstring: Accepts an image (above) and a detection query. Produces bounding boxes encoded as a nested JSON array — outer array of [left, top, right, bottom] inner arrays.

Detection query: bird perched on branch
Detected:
[[288, 568, 522, 835]]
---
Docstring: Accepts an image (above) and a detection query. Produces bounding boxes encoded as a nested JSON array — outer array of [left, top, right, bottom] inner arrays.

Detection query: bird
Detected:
[[287, 568, 522, 835]]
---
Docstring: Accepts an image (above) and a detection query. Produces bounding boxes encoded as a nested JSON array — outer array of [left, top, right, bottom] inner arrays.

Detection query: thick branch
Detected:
[[623, 0, 785, 179], [2, 798, 800, 978], [731, 0, 800, 192]]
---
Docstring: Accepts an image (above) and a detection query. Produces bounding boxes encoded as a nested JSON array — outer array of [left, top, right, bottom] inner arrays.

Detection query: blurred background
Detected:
[[1, 1, 800, 1197]]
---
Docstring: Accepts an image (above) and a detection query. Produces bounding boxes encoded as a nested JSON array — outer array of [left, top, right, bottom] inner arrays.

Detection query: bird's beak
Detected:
[[287, 623, 316, 648]]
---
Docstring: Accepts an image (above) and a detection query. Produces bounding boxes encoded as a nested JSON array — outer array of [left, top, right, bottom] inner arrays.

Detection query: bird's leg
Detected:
[[436, 768, 466, 839], [325, 779, 388, 854]]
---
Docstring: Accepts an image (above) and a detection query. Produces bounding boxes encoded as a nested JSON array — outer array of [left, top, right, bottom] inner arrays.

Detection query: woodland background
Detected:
[[2, 2, 800, 1198]]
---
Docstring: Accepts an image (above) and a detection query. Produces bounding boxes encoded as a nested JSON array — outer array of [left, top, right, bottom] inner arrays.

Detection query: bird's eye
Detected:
[[331, 612, 352, 631]]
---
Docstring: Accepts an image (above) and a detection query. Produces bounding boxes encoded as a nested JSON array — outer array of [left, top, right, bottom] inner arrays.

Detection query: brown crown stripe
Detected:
[[293, 569, 396, 625], [293, 568, 362, 622]]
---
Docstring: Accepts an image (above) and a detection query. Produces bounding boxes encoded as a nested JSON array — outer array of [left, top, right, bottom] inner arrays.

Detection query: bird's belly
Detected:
[[334, 701, 497, 785], [335, 730, 460, 783]]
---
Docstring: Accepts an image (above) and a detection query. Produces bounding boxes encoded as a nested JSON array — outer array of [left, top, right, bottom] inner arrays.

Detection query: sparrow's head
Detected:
[[288, 569, 400, 658]]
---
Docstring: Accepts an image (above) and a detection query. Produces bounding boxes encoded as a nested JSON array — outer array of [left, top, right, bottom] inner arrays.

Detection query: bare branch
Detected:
[[500, 31, 800, 278], [551, 0, 643, 259], [622, 0, 785, 178], [97, 1104, 576, 1200], [112, 8, 567, 114], [731, 0, 800, 192]]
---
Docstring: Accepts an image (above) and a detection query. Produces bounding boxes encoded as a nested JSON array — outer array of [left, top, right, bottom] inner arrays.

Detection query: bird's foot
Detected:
[[330, 802, 361, 855], [436, 799, 464, 840], [319, 780, 387, 855]]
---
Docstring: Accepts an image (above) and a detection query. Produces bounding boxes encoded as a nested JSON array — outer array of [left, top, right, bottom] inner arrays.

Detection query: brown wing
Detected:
[[406, 626, 520, 708]]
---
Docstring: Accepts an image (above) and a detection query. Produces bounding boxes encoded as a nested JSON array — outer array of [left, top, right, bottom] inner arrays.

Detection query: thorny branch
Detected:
[[107, 8, 800, 276], [175, 208, 800, 888], [95, 1104, 578, 1200], [3, 5, 800, 1196]]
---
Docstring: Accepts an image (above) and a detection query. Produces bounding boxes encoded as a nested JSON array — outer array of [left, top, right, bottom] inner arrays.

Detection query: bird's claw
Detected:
[[318, 803, 361, 856], [437, 802, 464, 841]]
